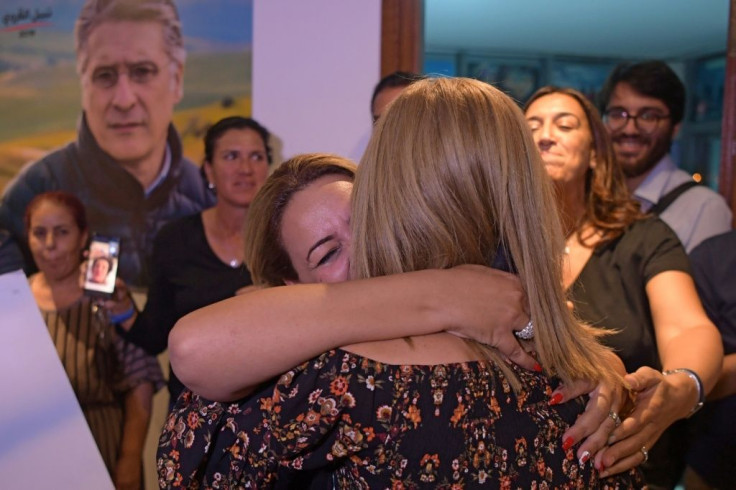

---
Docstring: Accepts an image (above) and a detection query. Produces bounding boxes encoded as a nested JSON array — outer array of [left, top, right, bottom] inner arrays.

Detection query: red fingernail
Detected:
[[579, 451, 590, 465], [533, 362, 542, 372], [562, 437, 574, 451], [550, 393, 563, 405]]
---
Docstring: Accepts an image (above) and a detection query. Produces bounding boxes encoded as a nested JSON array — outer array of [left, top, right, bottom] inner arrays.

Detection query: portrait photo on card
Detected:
[[83, 236, 119, 297]]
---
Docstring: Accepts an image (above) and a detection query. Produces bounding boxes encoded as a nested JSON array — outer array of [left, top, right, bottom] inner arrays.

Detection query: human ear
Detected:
[[203, 161, 215, 184], [672, 122, 682, 140], [80, 229, 89, 249], [589, 149, 597, 169], [171, 63, 184, 103]]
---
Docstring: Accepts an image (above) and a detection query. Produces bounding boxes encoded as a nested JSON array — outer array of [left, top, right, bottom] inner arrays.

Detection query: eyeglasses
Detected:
[[603, 108, 671, 134]]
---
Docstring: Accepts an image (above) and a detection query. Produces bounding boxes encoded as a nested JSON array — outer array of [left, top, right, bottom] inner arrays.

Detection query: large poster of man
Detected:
[[0, 0, 253, 287]]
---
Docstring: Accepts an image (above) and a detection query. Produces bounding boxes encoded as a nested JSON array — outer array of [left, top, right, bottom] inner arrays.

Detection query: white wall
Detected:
[[253, 1, 381, 162]]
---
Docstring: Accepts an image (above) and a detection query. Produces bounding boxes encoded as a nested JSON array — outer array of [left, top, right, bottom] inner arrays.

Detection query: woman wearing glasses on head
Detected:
[[524, 87, 723, 488]]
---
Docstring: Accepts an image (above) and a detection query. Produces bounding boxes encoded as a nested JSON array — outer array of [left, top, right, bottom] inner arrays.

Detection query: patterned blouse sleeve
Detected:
[[215, 350, 377, 486], [157, 350, 381, 488]]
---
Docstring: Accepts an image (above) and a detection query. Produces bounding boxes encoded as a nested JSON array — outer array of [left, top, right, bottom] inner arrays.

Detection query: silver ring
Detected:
[[640, 446, 649, 462], [608, 410, 621, 427], [514, 320, 534, 340]]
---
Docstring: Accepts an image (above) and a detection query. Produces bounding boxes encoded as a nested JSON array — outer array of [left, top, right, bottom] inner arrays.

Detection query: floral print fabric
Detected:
[[158, 349, 642, 489]]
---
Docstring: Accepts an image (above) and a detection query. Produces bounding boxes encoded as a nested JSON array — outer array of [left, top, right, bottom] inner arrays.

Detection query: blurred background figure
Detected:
[[684, 229, 736, 490], [371, 70, 423, 123], [119, 116, 272, 405], [598, 61, 731, 252], [24, 191, 164, 490], [525, 86, 722, 489]]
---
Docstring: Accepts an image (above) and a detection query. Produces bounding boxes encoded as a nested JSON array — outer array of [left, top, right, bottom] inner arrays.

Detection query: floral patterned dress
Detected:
[[158, 349, 643, 489]]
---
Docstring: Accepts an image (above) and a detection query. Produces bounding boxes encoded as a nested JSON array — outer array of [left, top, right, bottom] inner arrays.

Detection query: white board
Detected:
[[0, 270, 113, 489]]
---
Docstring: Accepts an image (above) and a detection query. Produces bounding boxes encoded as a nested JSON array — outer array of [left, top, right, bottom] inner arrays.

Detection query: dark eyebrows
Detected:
[[307, 235, 334, 262], [606, 105, 666, 114], [550, 113, 583, 129], [525, 113, 581, 125], [553, 112, 580, 122]]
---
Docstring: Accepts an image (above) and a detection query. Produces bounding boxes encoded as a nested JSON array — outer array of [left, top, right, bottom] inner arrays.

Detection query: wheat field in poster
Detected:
[[0, 0, 253, 192]]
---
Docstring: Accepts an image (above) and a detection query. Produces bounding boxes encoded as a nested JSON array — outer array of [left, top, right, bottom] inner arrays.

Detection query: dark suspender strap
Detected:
[[649, 181, 700, 215]]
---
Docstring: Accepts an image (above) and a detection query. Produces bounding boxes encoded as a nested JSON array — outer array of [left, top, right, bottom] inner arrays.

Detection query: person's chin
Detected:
[[101, 139, 152, 164], [621, 155, 658, 179]]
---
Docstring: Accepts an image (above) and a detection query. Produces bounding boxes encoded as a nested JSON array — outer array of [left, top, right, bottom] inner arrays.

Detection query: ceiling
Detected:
[[425, 0, 730, 60]]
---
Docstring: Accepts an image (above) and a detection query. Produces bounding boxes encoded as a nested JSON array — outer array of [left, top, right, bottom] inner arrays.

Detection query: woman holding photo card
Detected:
[[24, 191, 164, 489]]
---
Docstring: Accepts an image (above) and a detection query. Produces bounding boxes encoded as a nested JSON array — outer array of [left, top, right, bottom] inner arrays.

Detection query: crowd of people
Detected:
[[0, 0, 734, 489]]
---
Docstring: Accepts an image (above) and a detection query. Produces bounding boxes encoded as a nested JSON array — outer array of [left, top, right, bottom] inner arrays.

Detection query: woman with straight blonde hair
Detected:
[[352, 77, 615, 389], [160, 78, 642, 488]]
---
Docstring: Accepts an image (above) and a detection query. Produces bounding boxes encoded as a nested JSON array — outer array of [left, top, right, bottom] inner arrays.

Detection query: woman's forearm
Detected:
[[170, 266, 529, 401], [648, 271, 724, 417], [115, 382, 153, 489], [120, 382, 153, 458]]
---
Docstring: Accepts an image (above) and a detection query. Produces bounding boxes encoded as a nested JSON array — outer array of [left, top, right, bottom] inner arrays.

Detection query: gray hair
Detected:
[[75, 0, 186, 74]]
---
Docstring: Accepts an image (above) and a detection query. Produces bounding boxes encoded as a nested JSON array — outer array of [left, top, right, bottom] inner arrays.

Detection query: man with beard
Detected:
[[598, 60, 731, 253]]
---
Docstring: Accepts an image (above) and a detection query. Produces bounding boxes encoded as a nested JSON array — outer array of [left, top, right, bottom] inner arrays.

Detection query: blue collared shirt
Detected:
[[633, 154, 732, 253]]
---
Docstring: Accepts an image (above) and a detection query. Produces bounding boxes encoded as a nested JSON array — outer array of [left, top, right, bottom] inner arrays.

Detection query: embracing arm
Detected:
[[170, 265, 532, 401], [599, 270, 723, 476]]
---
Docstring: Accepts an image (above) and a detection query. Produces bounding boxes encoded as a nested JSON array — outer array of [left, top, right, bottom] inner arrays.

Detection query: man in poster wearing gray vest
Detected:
[[0, 0, 214, 288], [598, 60, 731, 253]]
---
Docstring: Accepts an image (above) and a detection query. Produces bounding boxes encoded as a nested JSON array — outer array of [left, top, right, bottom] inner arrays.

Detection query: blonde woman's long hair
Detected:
[[352, 77, 618, 387]]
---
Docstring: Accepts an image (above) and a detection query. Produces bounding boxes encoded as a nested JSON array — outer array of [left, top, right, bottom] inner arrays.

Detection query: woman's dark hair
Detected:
[[24, 191, 88, 235], [203, 116, 272, 164], [598, 61, 686, 125], [371, 71, 423, 114], [525, 86, 642, 247]]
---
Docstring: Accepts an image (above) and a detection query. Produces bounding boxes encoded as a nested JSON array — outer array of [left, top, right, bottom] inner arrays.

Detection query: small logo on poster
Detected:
[[2, 7, 53, 38]]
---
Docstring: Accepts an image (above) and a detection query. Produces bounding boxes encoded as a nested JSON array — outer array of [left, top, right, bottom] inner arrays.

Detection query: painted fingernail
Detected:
[[533, 362, 543, 372], [550, 393, 563, 405], [579, 451, 590, 465], [562, 437, 574, 451]]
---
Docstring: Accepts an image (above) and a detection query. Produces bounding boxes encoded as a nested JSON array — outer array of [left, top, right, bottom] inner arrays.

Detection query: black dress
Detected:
[[124, 213, 253, 400], [157, 349, 643, 489], [568, 217, 691, 489]]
